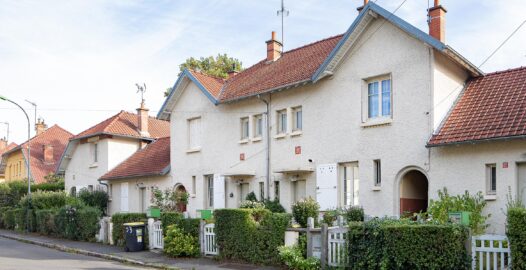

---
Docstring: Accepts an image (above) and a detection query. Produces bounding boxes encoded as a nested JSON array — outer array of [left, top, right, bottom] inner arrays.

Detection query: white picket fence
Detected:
[[327, 226, 348, 267], [150, 220, 164, 250], [472, 234, 511, 270], [203, 223, 218, 256]]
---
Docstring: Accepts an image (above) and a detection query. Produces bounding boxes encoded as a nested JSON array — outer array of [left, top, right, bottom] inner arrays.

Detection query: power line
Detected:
[[478, 19, 526, 69]]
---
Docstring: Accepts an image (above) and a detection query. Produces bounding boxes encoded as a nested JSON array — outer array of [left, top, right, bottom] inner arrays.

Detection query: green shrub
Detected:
[[77, 207, 102, 241], [292, 197, 319, 227], [111, 212, 147, 246], [78, 189, 108, 214], [160, 212, 200, 238], [18, 191, 69, 210], [0, 180, 64, 209], [55, 205, 101, 241], [164, 224, 199, 257], [215, 208, 291, 265], [239, 200, 265, 209], [278, 245, 320, 270], [0, 206, 11, 228], [263, 199, 286, 213], [3, 208, 19, 229], [507, 207, 526, 269], [427, 188, 488, 234], [321, 209, 340, 225], [347, 220, 470, 270], [344, 206, 364, 222], [35, 209, 58, 235], [245, 191, 257, 202]]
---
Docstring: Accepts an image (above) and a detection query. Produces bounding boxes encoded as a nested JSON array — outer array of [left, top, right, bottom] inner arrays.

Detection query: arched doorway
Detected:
[[174, 184, 188, 213], [399, 170, 428, 216]]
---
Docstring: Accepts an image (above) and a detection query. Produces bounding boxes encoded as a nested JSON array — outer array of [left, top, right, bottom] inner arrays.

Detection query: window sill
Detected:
[[361, 118, 393, 128], [190, 194, 196, 198], [251, 137, 262, 142], [186, 147, 201, 154], [238, 139, 249, 145], [372, 186, 381, 191], [89, 163, 98, 168], [274, 133, 287, 139], [484, 194, 497, 201], [291, 130, 303, 137]]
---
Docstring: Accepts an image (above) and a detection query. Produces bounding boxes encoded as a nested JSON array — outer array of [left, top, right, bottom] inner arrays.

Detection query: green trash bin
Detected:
[[123, 222, 145, 252]]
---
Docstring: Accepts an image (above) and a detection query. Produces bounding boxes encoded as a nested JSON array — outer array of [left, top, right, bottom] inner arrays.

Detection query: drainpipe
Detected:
[[257, 94, 271, 200], [98, 179, 109, 215]]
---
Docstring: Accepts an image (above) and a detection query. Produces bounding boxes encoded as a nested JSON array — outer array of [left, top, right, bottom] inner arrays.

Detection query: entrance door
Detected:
[[240, 183, 250, 202], [293, 179, 307, 203], [518, 163, 526, 203], [399, 170, 428, 216]]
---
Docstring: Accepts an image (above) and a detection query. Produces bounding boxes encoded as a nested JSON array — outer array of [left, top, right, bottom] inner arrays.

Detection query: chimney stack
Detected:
[[43, 144, 54, 164], [35, 118, 47, 135], [428, 0, 447, 42], [227, 63, 239, 79], [266, 31, 282, 62], [137, 101, 150, 138], [357, 0, 369, 12], [0, 137, 7, 151]]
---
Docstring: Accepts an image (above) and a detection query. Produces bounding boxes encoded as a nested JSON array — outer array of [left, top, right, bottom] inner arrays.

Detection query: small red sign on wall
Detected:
[[240, 153, 245, 161], [295, 146, 301, 155], [503, 162, 508, 168]]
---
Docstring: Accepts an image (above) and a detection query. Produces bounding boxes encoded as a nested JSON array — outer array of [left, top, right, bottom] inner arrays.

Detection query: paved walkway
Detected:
[[0, 229, 280, 270]]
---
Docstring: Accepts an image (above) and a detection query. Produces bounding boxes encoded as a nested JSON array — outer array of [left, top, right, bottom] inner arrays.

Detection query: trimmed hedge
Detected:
[[215, 208, 291, 265], [160, 212, 200, 238], [55, 205, 101, 241], [35, 209, 58, 235], [0, 180, 64, 208], [347, 221, 470, 270], [111, 212, 147, 246], [0, 206, 11, 228], [3, 208, 19, 229], [507, 207, 526, 269]]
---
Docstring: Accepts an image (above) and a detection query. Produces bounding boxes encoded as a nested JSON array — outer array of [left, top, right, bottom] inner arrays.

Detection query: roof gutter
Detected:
[[99, 168, 170, 181], [220, 79, 311, 104], [426, 135, 526, 148]]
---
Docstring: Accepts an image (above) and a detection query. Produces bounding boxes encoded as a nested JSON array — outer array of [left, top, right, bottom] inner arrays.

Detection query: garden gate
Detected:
[[203, 223, 218, 256], [472, 234, 511, 270], [150, 220, 164, 250], [327, 225, 348, 267]]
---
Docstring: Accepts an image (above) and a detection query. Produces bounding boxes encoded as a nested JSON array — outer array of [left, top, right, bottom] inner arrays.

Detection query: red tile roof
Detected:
[[428, 66, 526, 146], [0, 143, 17, 157], [218, 34, 343, 102], [73, 110, 169, 140], [189, 70, 224, 99], [99, 137, 170, 180]]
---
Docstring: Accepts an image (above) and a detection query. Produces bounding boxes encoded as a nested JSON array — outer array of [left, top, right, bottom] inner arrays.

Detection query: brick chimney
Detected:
[[137, 101, 150, 138], [266, 31, 282, 62], [43, 144, 54, 164], [35, 118, 47, 135], [0, 137, 6, 151], [357, 0, 369, 12], [428, 0, 447, 42], [227, 63, 239, 79]]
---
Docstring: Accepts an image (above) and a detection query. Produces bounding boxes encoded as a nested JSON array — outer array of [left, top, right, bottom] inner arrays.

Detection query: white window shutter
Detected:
[[121, 182, 129, 212], [316, 164, 338, 210], [213, 174, 225, 209]]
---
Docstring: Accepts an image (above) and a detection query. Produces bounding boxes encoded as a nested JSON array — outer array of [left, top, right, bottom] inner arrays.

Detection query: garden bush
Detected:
[[507, 207, 526, 269], [111, 212, 147, 246], [35, 209, 58, 235], [245, 191, 257, 202], [215, 208, 291, 265], [278, 245, 320, 270], [347, 220, 470, 270], [55, 205, 101, 241], [0, 206, 11, 228], [3, 208, 19, 229], [160, 212, 200, 238], [344, 206, 364, 222], [263, 199, 286, 213], [292, 197, 319, 227], [0, 180, 65, 209], [164, 224, 199, 257], [78, 189, 108, 214], [18, 191, 69, 210], [239, 200, 265, 209]]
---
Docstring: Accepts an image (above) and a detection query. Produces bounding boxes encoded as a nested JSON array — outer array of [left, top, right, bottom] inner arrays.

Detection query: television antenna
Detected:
[[277, 0, 289, 50], [135, 83, 146, 103]]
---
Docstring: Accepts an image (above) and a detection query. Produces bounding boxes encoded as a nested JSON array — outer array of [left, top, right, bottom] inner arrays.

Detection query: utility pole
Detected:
[[277, 0, 289, 50]]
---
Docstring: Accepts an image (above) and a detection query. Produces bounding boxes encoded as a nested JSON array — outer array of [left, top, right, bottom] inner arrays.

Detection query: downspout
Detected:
[[257, 94, 271, 200], [98, 179, 109, 216]]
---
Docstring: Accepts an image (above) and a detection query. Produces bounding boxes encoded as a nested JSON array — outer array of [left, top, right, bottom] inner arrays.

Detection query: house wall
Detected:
[[429, 139, 526, 234], [64, 137, 140, 194], [4, 150, 27, 182], [107, 175, 172, 215]]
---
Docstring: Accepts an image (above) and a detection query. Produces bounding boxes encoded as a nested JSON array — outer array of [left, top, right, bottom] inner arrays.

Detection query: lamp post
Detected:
[[0, 95, 31, 231]]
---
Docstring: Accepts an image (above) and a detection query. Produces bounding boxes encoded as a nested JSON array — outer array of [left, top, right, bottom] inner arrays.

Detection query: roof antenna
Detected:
[[135, 83, 146, 104], [277, 0, 289, 51]]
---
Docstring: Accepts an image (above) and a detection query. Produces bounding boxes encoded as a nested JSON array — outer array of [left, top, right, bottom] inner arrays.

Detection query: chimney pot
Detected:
[[266, 31, 283, 62], [43, 144, 54, 164], [428, 0, 447, 42], [0, 137, 7, 151], [137, 101, 150, 138], [357, 0, 369, 13], [35, 118, 47, 135]]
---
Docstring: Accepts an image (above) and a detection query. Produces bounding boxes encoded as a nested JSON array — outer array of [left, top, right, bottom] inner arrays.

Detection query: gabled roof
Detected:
[[74, 110, 169, 140], [428, 67, 526, 147], [0, 143, 17, 157], [99, 137, 170, 181], [1, 125, 73, 183], [158, 2, 482, 120]]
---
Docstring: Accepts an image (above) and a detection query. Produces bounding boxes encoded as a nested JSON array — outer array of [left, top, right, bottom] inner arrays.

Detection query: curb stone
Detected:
[[0, 233, 179, 270]]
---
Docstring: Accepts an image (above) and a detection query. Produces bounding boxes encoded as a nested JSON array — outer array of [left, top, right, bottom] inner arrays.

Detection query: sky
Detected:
[[0, 0, 525, 143]]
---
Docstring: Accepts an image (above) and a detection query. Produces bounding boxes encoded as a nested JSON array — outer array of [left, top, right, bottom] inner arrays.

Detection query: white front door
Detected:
[[293, 180, 306, 203], [240, 183, 250, 202]]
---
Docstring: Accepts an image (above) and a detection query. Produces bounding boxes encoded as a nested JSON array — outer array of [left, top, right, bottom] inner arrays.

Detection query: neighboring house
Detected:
[[58, 102, 170, 208], [100, 137, 171, 215], [0, 120, 73, 183], [0, 138, 18, 182], [158, 0, 521, 233]]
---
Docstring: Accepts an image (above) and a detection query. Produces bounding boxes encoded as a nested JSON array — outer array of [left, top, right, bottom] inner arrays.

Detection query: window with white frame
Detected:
[[486, 164, 497, 195], [259, 182, 265, 200], [188, 117, 201, 150], [374, 160, 381, 186], [240, 117, 249, 140], [342, 163, 359, 207], [253, 114, 263, 138], [277, 109, 287, 134], [367, 76, 392, 119], [292, 106, 302, 131], [206, 175, 214, 208], [93, 143, 98, 163]]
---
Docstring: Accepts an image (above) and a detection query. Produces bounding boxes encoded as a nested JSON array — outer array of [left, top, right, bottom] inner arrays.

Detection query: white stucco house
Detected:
[[58, 102, 170, 214], [157, 0, 525, 234]]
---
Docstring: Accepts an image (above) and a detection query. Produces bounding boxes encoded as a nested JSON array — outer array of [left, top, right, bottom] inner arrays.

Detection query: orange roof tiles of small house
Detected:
[[100, 137, 170, 180], [188, 70, 224, 99], [0, 142, 17, 157], [73, 110, 169, 140], [428, 66, 526, 146], [10, 125, 73, 183]]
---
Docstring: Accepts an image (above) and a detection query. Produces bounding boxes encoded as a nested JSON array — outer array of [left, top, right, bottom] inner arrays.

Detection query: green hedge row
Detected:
[[160, 212, 200, 238], [0, 180, 64, 208], [215, 208, 291, 265], [507, 207, 526, 269], [2, 208, 20, 230], [111, 213, 147, 246], [347, 221, 470, 270], [55, 206, 101, 241], [35, 209, 58, 235]]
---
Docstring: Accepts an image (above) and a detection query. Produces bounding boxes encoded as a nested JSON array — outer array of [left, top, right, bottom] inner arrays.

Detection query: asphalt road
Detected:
[[0, 237, 153, 270]]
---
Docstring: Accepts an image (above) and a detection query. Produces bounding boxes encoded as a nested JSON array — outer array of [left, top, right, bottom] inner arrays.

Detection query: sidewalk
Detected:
[[0, 229, 280, 270]]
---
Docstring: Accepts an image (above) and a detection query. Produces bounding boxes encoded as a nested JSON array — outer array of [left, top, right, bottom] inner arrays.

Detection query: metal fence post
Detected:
[[321, 223, 328, 269], [199, 220, 206, 256], [307, 217, 314, 257]]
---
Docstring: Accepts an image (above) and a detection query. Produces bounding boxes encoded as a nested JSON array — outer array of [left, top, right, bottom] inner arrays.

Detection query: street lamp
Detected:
[[0, 95, 31, 231]]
